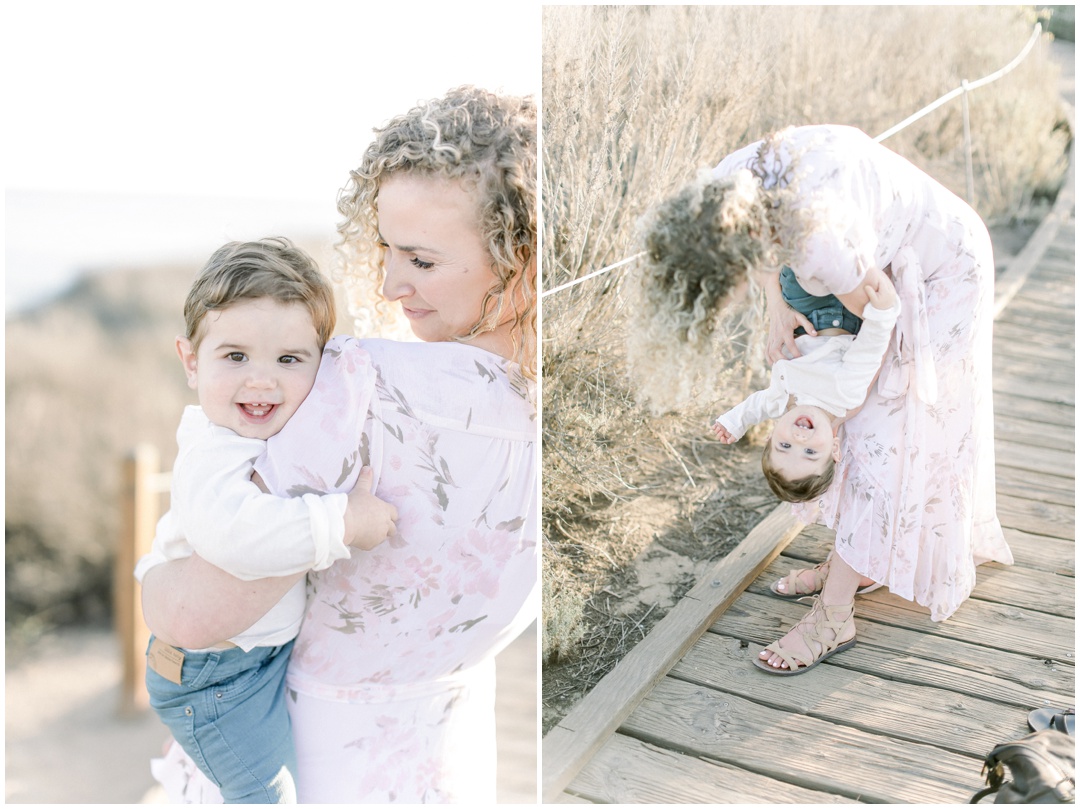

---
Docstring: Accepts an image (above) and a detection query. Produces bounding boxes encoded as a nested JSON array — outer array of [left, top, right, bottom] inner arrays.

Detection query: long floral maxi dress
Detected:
[[150, 336, 537, 803], [714, 124, 1013, 622]]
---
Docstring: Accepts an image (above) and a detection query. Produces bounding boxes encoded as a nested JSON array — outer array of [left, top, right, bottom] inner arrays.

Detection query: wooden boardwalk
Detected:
[[543, 187, 1075, 802]]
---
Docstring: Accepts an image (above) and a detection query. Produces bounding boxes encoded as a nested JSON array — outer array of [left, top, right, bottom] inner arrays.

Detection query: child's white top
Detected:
[[133, 406, 351, 650], [716, 297, 901, 440]]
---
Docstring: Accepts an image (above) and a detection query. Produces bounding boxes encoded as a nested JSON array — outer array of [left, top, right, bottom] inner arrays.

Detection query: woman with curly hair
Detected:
[[139, 86, 537, 802], [632, 124, 1013, 675]]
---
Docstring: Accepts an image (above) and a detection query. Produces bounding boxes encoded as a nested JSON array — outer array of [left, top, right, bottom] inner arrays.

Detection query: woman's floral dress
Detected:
[[152, 336, 537, 803], [714, 125, 1013, 622]]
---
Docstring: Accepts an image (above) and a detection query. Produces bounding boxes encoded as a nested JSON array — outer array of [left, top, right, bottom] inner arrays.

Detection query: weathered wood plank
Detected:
[[755, 549, 1074, 617], [566, 733, 858, 804], [784, 522, 1074, 579], [540, 505, 803, 802], [994, 412, 1075, 453], [993, 375, 1071, 406], [615, 678, 985, 804], [993, 447, 1071, 492], [994, 317, 1074, 346], [994, 442, 1074, 483], [706, 595, 1075, 704], [994, 355, 1074, 388], [995, 492, 1074, 539], [993, 389, 1074, 426], [670, 633, 1032, 758]]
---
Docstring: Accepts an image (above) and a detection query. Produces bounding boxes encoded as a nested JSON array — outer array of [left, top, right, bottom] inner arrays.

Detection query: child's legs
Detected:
[[779, 266, 863, 335], [145, 638, 298, 804]]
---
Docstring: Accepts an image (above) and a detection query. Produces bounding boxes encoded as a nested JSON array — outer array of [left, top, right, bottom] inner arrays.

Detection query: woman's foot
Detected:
[[772, 553, 878, 597], [755, 596, 857, 675]]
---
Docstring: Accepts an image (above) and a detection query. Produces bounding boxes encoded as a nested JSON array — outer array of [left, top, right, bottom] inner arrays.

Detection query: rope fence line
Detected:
[[541, 22, 1045, 300]]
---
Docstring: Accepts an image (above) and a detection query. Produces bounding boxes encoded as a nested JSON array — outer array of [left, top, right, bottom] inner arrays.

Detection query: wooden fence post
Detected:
[[115, 443, 161, 717]]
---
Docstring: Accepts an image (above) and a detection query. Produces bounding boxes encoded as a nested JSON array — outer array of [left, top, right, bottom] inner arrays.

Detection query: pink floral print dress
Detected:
[[715, 125, 1013, 622]]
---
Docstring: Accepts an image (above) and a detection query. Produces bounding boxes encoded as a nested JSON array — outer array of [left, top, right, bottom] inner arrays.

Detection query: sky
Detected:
[[4, 1, 539, 312]]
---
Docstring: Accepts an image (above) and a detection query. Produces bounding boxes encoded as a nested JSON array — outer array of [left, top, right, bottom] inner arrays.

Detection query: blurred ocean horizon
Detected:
[[6, 189, 340, 316]]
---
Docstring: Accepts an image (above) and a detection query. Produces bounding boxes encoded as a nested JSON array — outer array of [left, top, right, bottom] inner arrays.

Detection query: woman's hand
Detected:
[[766, 302, 816, 363], [760, 268, 815, 363]]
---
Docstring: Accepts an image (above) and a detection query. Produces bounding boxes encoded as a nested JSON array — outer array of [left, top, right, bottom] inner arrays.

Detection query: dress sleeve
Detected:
[[255, 335, 381, 498]]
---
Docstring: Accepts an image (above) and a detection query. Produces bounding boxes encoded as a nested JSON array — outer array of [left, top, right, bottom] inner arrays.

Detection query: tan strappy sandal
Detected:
[[769, 551, 882, 599], [753, 596, 857, 676]]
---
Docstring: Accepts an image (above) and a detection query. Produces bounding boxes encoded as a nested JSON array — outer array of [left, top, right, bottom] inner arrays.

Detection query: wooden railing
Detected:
[[114, 443, 171, 716]]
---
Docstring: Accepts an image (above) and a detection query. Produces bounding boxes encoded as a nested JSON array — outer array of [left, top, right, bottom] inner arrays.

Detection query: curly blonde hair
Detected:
[[335, 85, 537, 379], [627, 128, 818, 412]]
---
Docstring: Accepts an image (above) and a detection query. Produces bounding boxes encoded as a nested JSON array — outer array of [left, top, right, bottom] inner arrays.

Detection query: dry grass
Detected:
[[541, 5, 1072, 732]]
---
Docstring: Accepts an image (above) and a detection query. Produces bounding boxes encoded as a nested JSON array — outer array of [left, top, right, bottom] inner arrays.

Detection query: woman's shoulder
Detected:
[[358, 338, 535, 435]]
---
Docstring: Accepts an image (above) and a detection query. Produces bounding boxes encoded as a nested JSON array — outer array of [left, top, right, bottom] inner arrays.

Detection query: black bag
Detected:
[[970, 729, 1075, 803]]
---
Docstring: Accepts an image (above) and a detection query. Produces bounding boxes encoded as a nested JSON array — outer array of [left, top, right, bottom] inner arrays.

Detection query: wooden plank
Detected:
[[728, 570, 1076, 660], [755, 550, 1073, 618], [709, 593, 1075, 704], [995, 465, 1074, 506], [613, 679, 985, 804], [994, 355, 1074, 387], [566, 733, 858, 804], [806, 524, 1073, 578], [783, 522, 1075, 576], [993, 378, 1074, 407], [993, 390, 1074, 426], [830, 593, 1075, 660], [540, 504, 804, 801], [995, 492, 1074, 539], [994, 413, 1074, 453], [669, 633, 1031, 757], [993, 156, 1074, 318], [992, 320, 1074, 352], [1001, 527, 1075, 575], [994, 441, 1075, 481]]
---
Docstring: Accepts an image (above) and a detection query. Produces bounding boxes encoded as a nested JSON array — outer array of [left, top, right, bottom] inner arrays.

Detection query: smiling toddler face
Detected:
[[768, 404, 840, 480], [176, 297, 322, 440]]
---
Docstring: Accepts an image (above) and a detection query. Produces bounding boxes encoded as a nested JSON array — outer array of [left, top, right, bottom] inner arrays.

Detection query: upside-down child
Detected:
[[134, 237, 398, 803], [711, 267, 900, 504]]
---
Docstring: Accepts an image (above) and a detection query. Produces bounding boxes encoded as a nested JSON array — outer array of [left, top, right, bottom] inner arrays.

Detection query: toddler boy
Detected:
[[135, 237, 397, 802], [712, 269, 900, 503]]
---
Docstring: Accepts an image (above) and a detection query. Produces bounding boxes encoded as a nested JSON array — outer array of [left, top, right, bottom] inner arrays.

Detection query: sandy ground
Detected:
[[5, 621, 537, 804]]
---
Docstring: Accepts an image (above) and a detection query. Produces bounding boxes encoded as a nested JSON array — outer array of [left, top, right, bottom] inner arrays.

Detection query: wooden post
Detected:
[[115, 443, 160, 717]]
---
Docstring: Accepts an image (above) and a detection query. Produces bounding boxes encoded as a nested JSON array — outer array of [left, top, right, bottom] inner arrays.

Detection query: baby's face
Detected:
[[177, 298, 322, 439], [768, 405, 840, 480]]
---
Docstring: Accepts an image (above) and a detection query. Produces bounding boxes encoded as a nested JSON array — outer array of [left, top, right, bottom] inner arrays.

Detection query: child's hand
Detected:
[[343, 467, 398, 551], [711, 420, 738, 444], [865, 273, 898, 310]]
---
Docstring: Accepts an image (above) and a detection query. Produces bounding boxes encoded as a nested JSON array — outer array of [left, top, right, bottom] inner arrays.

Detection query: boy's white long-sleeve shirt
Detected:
[[133, 405, 351, 650], [716, 297, 901, 441]]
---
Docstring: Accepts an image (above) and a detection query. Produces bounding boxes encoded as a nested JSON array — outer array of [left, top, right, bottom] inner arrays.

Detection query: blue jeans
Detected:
[[780, 266, 863, 335], [145, 637, 298, 803]]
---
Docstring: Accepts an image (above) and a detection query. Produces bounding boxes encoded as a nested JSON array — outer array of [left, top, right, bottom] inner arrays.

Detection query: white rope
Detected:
[[544, 22, 1044, 298], [541, 251, 646, 298], [875, 22, 1041, 142]]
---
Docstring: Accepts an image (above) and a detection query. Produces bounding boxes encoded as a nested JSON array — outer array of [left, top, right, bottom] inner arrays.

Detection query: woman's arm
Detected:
[[141, 554, 303, 649]]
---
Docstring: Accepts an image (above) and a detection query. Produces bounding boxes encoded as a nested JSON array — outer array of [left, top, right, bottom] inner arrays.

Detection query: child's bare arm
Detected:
[[342, 467, 398, 550]]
